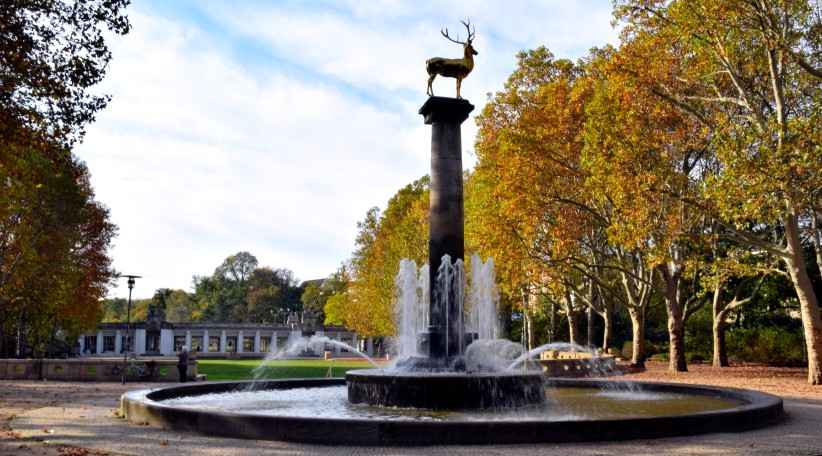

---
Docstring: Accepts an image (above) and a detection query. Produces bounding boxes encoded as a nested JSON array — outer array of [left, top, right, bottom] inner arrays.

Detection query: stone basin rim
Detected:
[[121, 378, 784, 446]]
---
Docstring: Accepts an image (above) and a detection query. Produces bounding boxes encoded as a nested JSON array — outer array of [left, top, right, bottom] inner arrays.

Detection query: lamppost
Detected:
[[121, 274, 141, 384]]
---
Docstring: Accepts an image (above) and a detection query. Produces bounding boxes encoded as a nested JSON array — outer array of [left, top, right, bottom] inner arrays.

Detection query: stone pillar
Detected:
[[333, 333, 341, 355], [135, 329, 146, 355], [254, 331, 261, 353], [78, 336, 85, 354], [185, 331, 192, 350], [419, 96, 474, 360], [271, 332, 277, 353], [115, 330, 122, 354], [160, 329, 174, 355], [202, 329, 209, 352], [96, 331, 104, 355], [220, 330, 227, 352], [366, 337, 374, 357], [237, 330, 244, 353]]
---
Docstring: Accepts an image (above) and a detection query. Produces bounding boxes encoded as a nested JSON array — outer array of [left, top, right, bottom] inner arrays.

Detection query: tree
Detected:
[[215, 252, 258, 284], [246, 267, 300, 323], [582, 36, 719, 372], [472, 48, 596, 349], [0, 0, 131, 146], [341, 177, 430, 337], [615, 0, 822, 384], [195, 252, 259, 322], [321, 264, 352, 327], [102, 297, 128, 322], [0, 147, 117, 357], [164, 289, 195, 322]]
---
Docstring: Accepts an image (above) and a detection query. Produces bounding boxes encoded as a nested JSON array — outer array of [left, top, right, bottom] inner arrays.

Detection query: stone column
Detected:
[[237, 330, 244, 353], [333, 333, 341, 355], [220, 330, 227, 353], [419, 96, 474, 360], [202, 329, 209, 352], [366, 337, 374, 357], [115, 330, 122, 354], [160, 329, 174, 355], [271, 332, 277, 353], [254, 331, 261, 353], [135, 329, 146, 355], [96, 331, 104, 355], [78, 336, 85, 354]]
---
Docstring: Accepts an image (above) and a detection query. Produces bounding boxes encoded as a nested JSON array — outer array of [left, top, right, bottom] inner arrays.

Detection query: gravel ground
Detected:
[[2, 363, 822, 456], [620, 361, 822, 401]]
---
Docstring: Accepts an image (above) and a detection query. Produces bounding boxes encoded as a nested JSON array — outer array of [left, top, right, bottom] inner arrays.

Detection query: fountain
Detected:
[[119, 69, 784, 443], [345, 96, 546, 410]]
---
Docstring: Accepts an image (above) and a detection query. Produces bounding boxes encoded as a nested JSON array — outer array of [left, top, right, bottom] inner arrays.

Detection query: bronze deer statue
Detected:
[[426, 20, 477, 99]]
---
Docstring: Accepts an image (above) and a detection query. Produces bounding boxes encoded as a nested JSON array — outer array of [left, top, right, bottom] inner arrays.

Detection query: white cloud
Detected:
[[79, 11, 428, 297], [77, 2, 619, 298]]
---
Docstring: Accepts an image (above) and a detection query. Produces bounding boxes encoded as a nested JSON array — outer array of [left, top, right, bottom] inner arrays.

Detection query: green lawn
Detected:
[[197, 358, 379, 381]]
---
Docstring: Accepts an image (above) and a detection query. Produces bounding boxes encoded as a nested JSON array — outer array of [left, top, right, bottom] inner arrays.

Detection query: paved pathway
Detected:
[[4, 381, 822, 455]]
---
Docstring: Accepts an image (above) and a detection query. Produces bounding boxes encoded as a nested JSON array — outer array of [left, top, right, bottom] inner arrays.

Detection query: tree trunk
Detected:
[[668, 314, 687, 372], [567, 311, 582, 347], [712, 319, 729, 368], [711, 283, 730, 368], [784, 213, 822, 385], [661, 273, 687, 372], [586, 307, 594, 347], [628, 307, 646, 368], [525, 311, 534, 351], [601, 309, 612, 353]]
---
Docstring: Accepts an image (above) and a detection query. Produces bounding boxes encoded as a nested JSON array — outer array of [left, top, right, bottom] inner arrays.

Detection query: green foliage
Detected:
[[164, 289, 197, 322], [192, 254, 302, 324], [0, 0, 131, 146], [727, 327, 807, 367]]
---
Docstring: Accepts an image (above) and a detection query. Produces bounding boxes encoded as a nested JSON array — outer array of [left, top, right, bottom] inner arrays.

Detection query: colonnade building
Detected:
[[77, 312, 377, 358]]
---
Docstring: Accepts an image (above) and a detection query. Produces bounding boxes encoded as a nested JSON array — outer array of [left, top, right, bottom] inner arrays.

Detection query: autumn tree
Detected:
[[614, 0, 822, 384], [341, 177, 429, 337], [472, 48, 597, 347], [0, 147, 117, 357]]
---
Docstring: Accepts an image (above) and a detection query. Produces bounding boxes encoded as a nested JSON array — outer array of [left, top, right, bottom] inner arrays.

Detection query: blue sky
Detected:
[[76, 0, 620, 299]]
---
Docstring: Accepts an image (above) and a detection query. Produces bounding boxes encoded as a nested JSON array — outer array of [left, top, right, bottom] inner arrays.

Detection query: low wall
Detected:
[[0, 358, 197, 382]]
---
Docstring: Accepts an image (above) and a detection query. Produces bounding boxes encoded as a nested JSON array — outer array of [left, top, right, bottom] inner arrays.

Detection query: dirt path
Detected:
[[619, 361, 822, 401], [0, 381, 168, 456]]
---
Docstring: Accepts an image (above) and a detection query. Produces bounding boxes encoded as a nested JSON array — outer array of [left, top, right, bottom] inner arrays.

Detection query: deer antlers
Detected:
[[441, 19, 475, 44]]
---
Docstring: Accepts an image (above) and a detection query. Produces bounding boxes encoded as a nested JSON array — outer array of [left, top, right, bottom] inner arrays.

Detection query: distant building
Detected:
[[77, 306, 374, 358]]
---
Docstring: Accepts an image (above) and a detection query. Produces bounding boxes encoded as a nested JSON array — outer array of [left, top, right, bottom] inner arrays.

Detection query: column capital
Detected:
[[419, 96, 474, 125]]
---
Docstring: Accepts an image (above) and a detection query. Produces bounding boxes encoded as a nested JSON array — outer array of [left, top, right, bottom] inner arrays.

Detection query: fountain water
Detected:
[[394, 259, 427, 360], [248, 335, 378, 385], [468, 254, 499, 340]]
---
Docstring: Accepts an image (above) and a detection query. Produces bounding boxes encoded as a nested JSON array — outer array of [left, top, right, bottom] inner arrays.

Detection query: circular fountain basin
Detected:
[[346, 369, 546, 409], [120, 378, 783, 445]]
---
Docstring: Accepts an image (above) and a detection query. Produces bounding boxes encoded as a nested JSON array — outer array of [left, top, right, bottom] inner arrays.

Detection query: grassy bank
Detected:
[[197, 358, 378, 381]]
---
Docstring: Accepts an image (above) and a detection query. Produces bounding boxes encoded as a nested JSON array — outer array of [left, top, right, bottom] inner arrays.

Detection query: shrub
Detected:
[[620, 340, 664, 361], [727, 327, 806, 367]]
